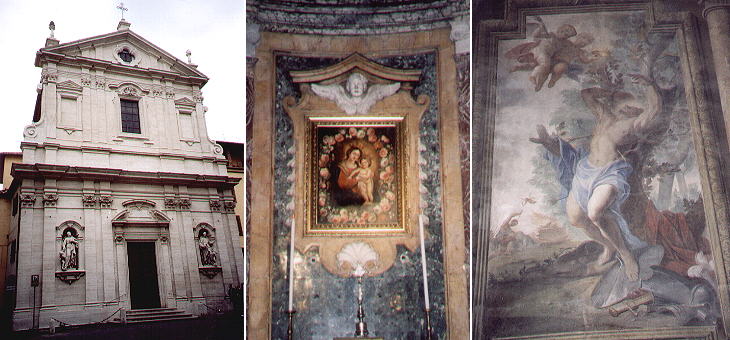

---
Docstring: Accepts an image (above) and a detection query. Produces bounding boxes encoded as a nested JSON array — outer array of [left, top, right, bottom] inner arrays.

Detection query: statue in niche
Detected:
[[311, 72, 400, 115], [59, 229, 79, 271], [198, 229, 218, 266]]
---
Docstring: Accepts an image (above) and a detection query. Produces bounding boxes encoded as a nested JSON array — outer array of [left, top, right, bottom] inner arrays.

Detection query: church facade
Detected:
[[4, 20, 243, 330]]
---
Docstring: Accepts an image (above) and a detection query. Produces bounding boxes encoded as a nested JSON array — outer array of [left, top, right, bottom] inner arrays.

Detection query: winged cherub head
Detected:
[[346, 73, 368, 97]]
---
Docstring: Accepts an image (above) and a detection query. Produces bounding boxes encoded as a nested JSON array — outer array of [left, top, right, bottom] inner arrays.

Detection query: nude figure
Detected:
[[507, 17, 596, 91], [547, 32, 597, 88], [530, 74, 662, 280], [349, 158, 374, 203]]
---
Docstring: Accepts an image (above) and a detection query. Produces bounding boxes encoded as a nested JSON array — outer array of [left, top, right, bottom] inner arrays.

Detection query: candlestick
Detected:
[[424, 308, 433, 340], [288, 219, 296, 311], [419, 214, 430, 310], [286, 310, 295, 340]]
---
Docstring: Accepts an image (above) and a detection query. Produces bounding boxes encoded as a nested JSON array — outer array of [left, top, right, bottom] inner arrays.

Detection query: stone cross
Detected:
[[117, 2, 128, 20]]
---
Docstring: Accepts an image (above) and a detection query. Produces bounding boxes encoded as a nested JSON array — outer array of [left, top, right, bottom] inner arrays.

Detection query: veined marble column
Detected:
[[704, 1, 730, 145]]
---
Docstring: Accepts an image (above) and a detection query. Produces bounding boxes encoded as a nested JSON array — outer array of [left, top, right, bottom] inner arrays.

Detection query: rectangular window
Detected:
[[120, 99, 141, 134]]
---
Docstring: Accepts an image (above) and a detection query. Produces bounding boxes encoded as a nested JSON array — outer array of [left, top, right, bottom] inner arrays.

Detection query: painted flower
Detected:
[[373, 205, 382, 214], [379, 148, 389, 158], [323, 135, 336, 145], [334, 134, 345, 142], [380, 157, 389, 167], [373, 141, 383, 150], [319, 181, 328, 189], [319, 208, 328, 216], [349, 127, 358, 137], [381, 135, 390, 143], [367, 128, 376, 136], [367, 212, 377, 223], [381, 201, 392, 212], [368, 134, 378, 143], [385, 191, 396, 201], [339, 128, 347, 135], [320, 168, 330, 179], [318, 197, 326, 207], [319, 154, 330, 167], [357, 129, 366, 139], [380, 171, 392, 182]]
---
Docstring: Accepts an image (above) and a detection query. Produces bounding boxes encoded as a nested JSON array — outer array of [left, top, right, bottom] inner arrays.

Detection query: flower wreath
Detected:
[[317, 127, 398, 224]]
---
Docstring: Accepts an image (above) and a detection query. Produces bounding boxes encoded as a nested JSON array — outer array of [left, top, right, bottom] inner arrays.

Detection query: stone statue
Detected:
[[311, 72, 400, 114], [59, 230, 79, 271], [199, 230, 217, 266]]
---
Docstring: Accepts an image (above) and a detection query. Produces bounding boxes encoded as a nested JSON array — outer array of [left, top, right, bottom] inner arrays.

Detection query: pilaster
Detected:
[[703, 0, 730, 147]]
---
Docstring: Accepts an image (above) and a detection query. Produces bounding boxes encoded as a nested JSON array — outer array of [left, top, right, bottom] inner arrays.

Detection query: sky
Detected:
[[0, 0, 245, 152]]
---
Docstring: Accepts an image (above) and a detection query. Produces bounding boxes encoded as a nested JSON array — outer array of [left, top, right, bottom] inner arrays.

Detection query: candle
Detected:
[[288, 219, 296, 311], [419, 214, 430, 310]]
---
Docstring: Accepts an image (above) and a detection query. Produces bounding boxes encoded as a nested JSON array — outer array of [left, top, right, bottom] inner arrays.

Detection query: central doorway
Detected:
[[127, 242, 161, 309]]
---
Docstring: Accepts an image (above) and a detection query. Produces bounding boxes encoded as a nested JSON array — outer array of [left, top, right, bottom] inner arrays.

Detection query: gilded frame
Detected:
[[472, 1, 730, 339], [305, 117, 408, 235]]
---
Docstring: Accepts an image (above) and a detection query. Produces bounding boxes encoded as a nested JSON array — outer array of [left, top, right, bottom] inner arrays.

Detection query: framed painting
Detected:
[[473, 1, 730, 339], [306, 118, 406, 235]]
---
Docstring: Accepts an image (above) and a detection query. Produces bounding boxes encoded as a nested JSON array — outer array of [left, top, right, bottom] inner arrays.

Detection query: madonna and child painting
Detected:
[[312, 124, 401, 231], [487, 11, 722, 336]]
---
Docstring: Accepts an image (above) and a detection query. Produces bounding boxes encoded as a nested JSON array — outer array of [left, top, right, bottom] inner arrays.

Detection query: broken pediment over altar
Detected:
[[285, 53, 427, 116], [283, 53, 432, 277]]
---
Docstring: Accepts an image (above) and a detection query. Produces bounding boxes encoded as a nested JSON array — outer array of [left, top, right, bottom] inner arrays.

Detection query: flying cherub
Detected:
[[506, 16, 597, 91], [311, 72, 400, 115]]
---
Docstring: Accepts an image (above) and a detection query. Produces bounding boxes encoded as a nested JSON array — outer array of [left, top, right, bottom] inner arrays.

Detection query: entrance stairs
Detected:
[[113, 307, 196, 324]]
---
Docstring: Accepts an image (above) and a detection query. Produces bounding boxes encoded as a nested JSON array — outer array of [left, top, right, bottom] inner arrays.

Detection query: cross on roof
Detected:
[[117, 2, 128, 20]]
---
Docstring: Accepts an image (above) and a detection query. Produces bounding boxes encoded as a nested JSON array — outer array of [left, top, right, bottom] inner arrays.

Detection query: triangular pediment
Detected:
[[56, 80, 83, 92], [290, 53, 421, 85], [37, 29, 207, 80], [174, 97, 196, 107]]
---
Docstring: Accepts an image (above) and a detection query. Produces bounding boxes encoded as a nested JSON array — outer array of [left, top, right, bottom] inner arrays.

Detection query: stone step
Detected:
[[127, 309, 187, 318], [126, 307, 177, 314], [111, 314, 196, 324], [127, 315, 196, 324], [109, 308, 196, 324]]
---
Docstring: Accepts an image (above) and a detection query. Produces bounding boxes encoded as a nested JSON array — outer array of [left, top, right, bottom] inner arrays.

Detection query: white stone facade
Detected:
[[7, 21, 243, 331]]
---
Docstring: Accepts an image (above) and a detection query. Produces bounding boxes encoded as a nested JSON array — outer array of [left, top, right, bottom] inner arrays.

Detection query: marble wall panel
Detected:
[[271, 53, 447, 339]]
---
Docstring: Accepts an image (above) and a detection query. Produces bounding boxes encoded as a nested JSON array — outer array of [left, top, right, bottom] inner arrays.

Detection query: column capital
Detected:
[[702, 0, 730, 19]]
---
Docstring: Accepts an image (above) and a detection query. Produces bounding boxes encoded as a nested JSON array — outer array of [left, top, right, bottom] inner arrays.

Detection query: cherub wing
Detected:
[[311, 83, 358, 114], [357, 82, 400, 114], [311, 83, 347, 102]]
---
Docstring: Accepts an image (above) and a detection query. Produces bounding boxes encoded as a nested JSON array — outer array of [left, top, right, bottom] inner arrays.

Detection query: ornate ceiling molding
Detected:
[[247, 0, 468, 35]]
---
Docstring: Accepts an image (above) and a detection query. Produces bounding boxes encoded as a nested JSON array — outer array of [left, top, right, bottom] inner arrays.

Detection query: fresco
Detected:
[[487, 11, 722, 337]]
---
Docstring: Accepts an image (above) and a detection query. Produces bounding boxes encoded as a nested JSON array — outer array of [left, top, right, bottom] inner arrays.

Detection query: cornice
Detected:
[[19, 142, 228, 164], [11, 163, 241, 189], [248, 0, 468, 35]]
